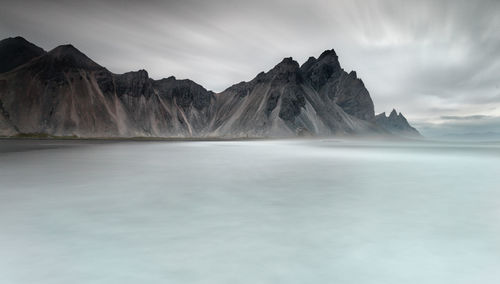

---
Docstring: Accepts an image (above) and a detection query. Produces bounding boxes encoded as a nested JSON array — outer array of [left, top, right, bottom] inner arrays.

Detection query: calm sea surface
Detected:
[[1, 139, 499, 284]]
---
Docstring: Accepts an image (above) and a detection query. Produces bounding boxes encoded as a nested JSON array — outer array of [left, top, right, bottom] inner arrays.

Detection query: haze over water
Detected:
[[1, 139, 500, 284]]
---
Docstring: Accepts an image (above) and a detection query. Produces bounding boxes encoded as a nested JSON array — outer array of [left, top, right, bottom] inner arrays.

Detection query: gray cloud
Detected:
[[1, 0, 500, 136], [441, 115, 491, 121]]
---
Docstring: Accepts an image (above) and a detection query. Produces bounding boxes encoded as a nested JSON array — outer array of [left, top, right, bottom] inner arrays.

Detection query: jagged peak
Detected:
[[270, 57, 300, 73], [300, 56, 317, 71], [278, 57, 299, 66], [376, 112, 387, 118], [121, 69, 149, 78], [300, 49, 341, 74], [155, 75, 178, 83], [137, 69, 148, 75], [389, 109, 398, 118], [379, 109, 408, 120], [318, 49, 338, 60], [1, 36, 32, 45], [0, 36, 45, 52], [49, 44, 86, 58], [155, 75, 207, 91], [376, 109, 421, 136], [264, 57, 302, 84], [0, 36, 47, 73], [45, 44, 103, 70]]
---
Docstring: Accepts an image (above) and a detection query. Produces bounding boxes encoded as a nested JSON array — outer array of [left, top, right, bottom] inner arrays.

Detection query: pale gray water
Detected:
[[0, 139, 500, 284]]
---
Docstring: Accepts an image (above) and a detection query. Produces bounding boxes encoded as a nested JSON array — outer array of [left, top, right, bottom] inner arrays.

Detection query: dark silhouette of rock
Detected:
[[0, 36, 46, 73], [0, 41, 214, 137], [376, 109, 421, 137], [300, 49, 375, 121], [0, 37, 421, 138], [210, 55, 378, 137]]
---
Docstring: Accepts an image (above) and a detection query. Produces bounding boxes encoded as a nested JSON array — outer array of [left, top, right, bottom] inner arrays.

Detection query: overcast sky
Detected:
[[1, 0, 499, 138]]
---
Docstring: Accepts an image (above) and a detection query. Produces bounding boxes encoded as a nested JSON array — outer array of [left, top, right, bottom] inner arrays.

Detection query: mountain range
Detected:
[[0, 36, 420, 138]]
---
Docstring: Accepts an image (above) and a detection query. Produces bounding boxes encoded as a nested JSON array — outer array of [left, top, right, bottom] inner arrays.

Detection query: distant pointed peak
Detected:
[[279, 57, 298, 65], [0, 36, 45, 52], [270, 57, 300, 73], [45, 43, 102, 70], [123, 69, 149, 78], [302, 48, 341, 71], [49, 44, 84, 57], [318, 49, 338, 60], [48, 44, 93, 62], [389, 109, 399, 118], [0, 36, 46, 73], [156, 75, 176, 84], [299, 56, 317, 70], [2, 36, 29, 43]]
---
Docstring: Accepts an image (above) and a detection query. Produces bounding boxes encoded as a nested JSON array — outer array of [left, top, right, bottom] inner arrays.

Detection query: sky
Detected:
[[1, 0, 499, 138]]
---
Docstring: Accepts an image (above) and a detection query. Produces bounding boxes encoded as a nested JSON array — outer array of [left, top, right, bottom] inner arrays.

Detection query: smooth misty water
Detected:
[[1, 139, 500, 284]]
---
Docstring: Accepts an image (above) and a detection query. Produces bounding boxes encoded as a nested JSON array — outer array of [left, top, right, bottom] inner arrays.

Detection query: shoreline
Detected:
[[0, 133, 425, 143]]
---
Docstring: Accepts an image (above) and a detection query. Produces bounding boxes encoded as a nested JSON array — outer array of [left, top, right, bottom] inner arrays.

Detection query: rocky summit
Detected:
[[0, 37, 420, 138], [376, 109, 421, 137]]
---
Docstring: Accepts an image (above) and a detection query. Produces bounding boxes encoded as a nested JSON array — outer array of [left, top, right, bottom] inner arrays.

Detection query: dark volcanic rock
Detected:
[[0, 36, 419, 138], [45, 45, 103, 71], [268, 57, 303, 85], [17, 44, 106, 85], [211, 54, 379, 137], [0, 37, 46, 73], [300, 49, 375, 121], [154, 76, 213, 110], [265, 90, 280, 117], [376, 109, 421, 137], [0, 39, 214, 137], [115, 70, 154, 98], [300, 50, 341, 91], [278, 85, 306, 122]]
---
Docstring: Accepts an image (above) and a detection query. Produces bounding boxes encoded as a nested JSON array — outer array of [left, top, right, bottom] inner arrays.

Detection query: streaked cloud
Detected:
[[441, 115, 491, 121]]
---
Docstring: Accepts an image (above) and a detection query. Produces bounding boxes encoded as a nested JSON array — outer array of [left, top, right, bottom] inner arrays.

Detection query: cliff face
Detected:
[[0, 37, 419, 138], [375, 109, 421, 137], [0, 43, 214, 137], [211, 54, 378, 137], [300, 50, 375, 121]]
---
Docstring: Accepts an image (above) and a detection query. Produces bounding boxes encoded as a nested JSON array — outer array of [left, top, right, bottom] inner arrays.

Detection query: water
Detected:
[[1, 139, 499, 284]]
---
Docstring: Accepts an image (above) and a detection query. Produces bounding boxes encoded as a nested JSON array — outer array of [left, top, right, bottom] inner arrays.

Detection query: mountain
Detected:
[[0, 36, 46, 73], [300, 50, 375, 121], [0, 37, 420, 138], [0, 41, 214, 137], [210, 54, 378, 137], [375, 109, 421, 137]]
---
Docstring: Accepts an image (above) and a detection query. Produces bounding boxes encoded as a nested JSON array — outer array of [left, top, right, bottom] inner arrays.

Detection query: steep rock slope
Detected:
[[301, 50, 375, 121], [376, 109, 421, 137], [0, 37, 420, 138], [210, 52, 379, 137], [0, 43, 213, 137]]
